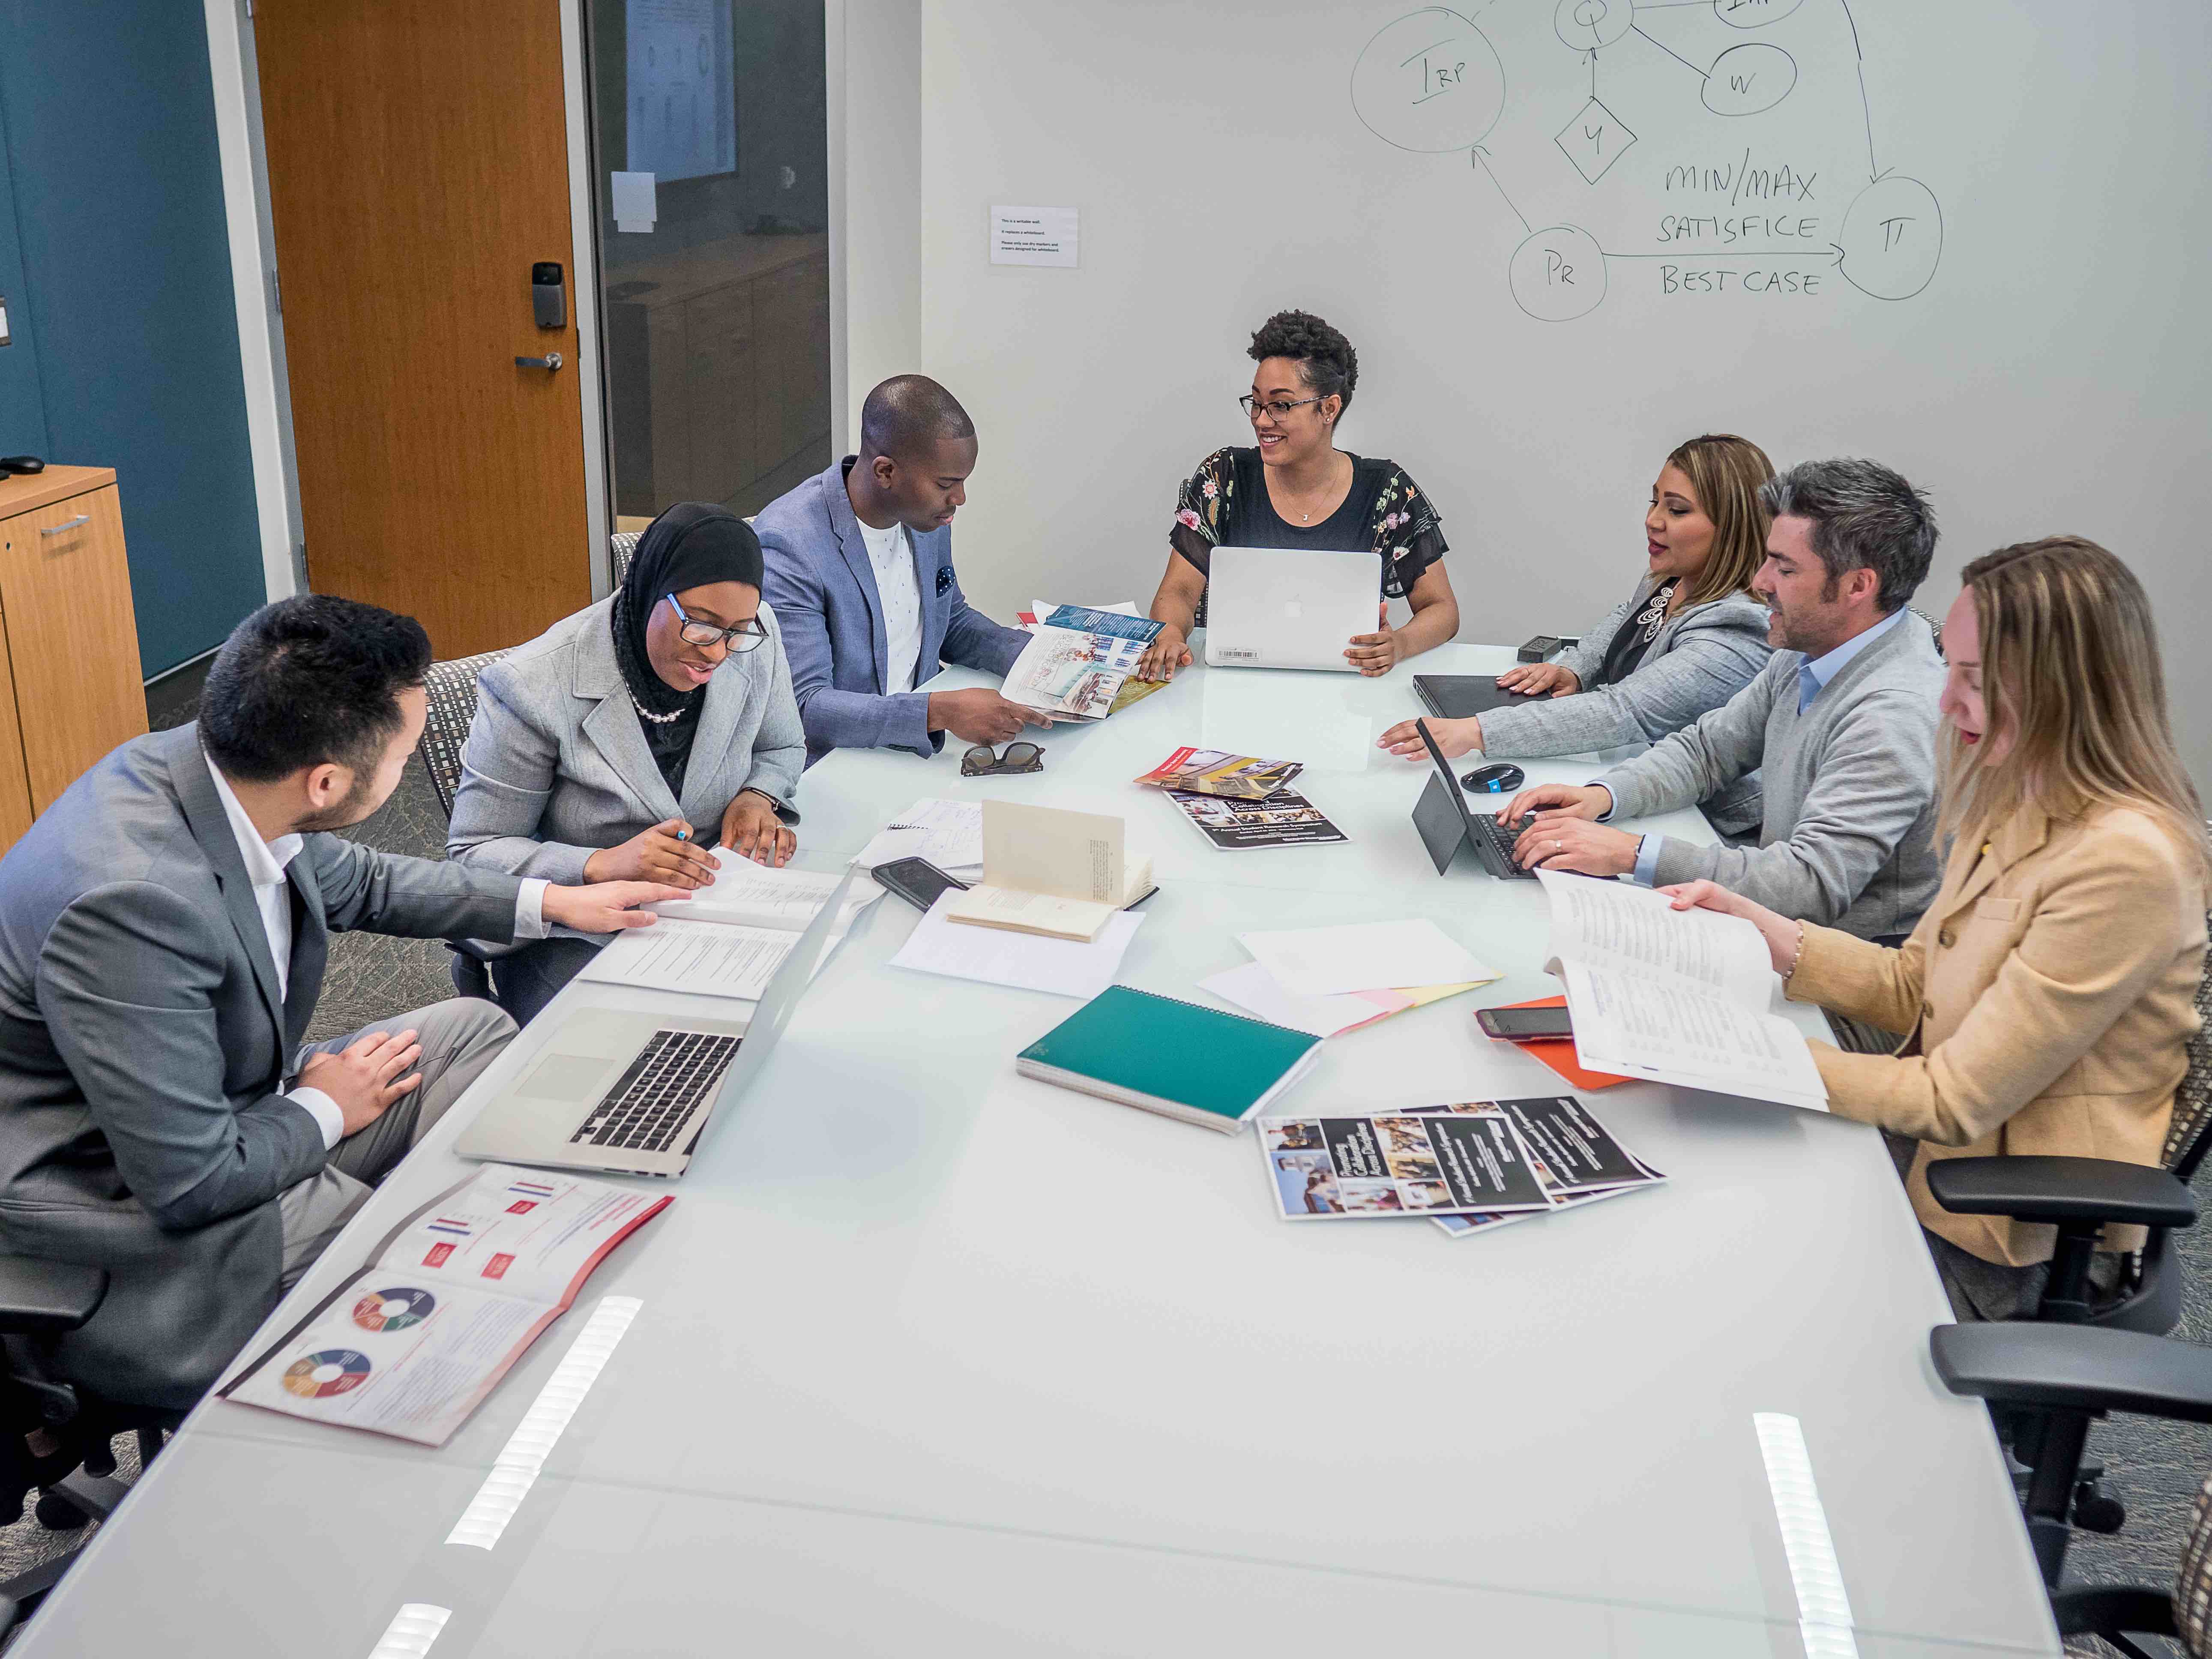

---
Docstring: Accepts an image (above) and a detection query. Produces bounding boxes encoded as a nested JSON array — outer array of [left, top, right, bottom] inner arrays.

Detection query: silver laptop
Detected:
[[1203, 546, 1377, 672], [455, 868, 858, 1178]]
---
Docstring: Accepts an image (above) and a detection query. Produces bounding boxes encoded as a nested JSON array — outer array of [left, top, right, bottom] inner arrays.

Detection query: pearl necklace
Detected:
[[631, 692, 687, 725]]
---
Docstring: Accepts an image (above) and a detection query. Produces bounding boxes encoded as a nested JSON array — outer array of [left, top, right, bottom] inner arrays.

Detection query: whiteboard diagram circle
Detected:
[[1351, 9, 1506, 153], [1838, 175, 1943, 300], [1509, 226, 1607, 321], [1702, 42, 1797, 116], [1554, 0, 1634, 53]]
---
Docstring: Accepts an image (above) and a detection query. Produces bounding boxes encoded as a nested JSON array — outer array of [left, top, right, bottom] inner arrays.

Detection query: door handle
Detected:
[[39, 515, 90, 537], [515, 353, 563, 371]]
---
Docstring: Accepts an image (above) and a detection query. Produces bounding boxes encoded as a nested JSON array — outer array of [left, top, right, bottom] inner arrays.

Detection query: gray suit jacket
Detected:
[[1598, 609, 1947, 939], [1476, 579, 1774, 835], [447, 595, 805, 940], [0, 724, 524, 1408]]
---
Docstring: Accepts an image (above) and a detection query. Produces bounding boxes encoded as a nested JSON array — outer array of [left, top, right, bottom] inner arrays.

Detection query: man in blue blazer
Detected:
[[757, 375, 1049, 764]]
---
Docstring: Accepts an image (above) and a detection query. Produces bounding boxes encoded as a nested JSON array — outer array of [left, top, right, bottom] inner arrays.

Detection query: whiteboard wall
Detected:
[[853, 1, 2212, 787]]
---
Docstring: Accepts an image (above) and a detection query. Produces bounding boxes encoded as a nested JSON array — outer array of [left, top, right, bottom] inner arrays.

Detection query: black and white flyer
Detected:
[[1164, 787, 1348, 852], [1257, 1108, 1554, 1220]]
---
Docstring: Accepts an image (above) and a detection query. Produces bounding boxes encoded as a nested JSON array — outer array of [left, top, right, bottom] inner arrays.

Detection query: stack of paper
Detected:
[[854, 799, 984, 878], [579, 860, 878, 1001], [1537, 872, 1827, 1112], [890, 890, 1146, 1000], [1200, 919, 1500, 1038]]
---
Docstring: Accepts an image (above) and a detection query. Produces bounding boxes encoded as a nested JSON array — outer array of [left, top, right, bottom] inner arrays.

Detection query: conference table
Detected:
[[17, 644, 2060, 1657]]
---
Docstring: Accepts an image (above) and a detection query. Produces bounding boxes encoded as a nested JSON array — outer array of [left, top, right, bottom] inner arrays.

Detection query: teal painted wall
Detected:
[[0, 0, 265, 677]]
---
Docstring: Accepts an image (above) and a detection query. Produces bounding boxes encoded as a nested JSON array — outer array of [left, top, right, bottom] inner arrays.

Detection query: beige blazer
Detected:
[[1790, 802, 2206, 1267]]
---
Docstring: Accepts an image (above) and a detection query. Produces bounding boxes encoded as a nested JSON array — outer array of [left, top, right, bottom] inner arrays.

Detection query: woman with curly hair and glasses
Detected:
[[1136, 309, 1460, 680]]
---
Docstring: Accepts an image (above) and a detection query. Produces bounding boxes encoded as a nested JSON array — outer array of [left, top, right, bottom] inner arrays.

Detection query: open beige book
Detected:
[[943, 800, 1153, 943], [1536, 871, 1828, 1113]]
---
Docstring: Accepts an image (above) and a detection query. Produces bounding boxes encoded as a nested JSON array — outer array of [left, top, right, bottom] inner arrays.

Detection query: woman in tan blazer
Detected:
[[1664, 536, 2209, 1320]]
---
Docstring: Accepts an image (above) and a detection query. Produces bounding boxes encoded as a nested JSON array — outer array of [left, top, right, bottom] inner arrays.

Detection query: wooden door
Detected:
[[253, 0, 591, 659]]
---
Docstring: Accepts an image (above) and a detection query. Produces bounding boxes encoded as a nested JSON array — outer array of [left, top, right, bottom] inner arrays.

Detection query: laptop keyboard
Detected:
[[1474, 813, 1540, 880], [569, 1029, 743, 1153]]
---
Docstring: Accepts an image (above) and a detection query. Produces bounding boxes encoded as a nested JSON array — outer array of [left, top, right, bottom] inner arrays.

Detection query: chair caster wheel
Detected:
[[2072, 1482, 2127, 1534], [33, 1491, 89, 1531]]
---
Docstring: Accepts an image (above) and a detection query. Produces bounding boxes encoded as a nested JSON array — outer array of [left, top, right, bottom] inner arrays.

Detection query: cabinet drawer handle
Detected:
[[39, 515, 90, 537]]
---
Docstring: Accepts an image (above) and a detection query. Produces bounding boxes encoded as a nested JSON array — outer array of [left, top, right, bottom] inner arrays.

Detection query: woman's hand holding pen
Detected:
[[584, 817, 720, 889]]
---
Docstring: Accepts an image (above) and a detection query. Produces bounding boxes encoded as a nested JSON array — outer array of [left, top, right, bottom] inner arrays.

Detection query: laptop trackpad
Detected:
[[517, 1053, 614, 1104]]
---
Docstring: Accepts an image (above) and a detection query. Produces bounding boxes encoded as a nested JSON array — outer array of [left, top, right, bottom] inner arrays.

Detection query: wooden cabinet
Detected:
[[606, 233, 832, 521], [0, 466, 148, 850]]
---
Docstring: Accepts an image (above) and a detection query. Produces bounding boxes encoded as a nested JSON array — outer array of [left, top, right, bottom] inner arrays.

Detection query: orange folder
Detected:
[[1488, 995, 1630, 1090]]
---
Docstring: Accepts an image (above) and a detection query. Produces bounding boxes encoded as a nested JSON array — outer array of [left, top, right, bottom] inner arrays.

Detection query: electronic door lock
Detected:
[[531, 261, 566, 328]]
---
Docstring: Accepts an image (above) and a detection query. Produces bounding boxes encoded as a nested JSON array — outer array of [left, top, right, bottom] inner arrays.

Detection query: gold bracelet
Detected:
[[1783, 922, 1807, 980]]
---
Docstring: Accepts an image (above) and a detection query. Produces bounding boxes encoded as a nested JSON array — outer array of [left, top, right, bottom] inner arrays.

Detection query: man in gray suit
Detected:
[[0, 597, 682, 1408], [757, 375, 1051, 764], [1506, 458, 1947, 943]]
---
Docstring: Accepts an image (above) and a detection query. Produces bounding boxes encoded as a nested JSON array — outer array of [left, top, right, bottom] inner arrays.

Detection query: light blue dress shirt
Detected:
[[1622, 608, 1908, 886]]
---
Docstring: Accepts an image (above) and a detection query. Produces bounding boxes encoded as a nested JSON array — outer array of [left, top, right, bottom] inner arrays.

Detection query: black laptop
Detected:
[[1412, 674, 1545, 721], [1408, 720, 1538, 880]]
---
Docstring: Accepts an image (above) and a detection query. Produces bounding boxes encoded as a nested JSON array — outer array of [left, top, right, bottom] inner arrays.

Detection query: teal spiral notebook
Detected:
[[1016, 985, 1323, 1132]]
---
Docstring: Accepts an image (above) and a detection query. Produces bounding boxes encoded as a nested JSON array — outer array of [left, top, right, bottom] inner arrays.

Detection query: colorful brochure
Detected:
[[1256, 1107, 1555, 1220], [1002, 605, 1163, 720], [1162, 785, 1346, 851], [1134, 746, 1305, 801], [1407, 1098, 1667, 1238]]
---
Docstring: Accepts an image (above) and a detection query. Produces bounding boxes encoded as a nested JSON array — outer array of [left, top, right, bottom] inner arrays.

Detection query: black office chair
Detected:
[[0, 1255, 180, 1635], [1934, 1319, 2212, 1646], [1924, 900, 2212, 1560]]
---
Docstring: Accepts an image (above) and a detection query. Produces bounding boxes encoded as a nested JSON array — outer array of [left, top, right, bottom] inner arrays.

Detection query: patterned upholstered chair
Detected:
[[610, 529, 639, 588]]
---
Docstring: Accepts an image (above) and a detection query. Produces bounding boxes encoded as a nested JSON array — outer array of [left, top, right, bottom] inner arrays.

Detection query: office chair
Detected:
[[1934, 1318, 2212, 1642], [1925, 897, 2212, 1552], [1910, 605, 1946, 653], [610, 528, 639, 587], [0, 1255, 180, 1635]]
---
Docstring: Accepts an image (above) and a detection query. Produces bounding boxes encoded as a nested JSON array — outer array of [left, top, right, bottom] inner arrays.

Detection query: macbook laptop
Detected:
[[455, 868, 858, 1178], [1409, 720, 1537, 880], [1203, 547, 1377, 672]]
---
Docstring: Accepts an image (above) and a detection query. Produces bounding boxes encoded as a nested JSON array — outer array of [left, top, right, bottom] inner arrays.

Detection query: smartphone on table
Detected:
[[874, 856, 969, 913], [1474, 1005, 1574, 1042]]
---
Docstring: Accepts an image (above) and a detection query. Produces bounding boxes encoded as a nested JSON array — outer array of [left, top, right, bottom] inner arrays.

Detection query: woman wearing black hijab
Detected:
[[447, 503, 807, 1022]]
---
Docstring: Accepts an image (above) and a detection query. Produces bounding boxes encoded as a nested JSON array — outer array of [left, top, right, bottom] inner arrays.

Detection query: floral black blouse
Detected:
[[1169, 446, 1449, 601]]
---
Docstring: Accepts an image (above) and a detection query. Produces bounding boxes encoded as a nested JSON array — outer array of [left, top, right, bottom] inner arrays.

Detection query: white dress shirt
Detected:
[[204, 754, 548, 1150], [858, 515, 925, 695]]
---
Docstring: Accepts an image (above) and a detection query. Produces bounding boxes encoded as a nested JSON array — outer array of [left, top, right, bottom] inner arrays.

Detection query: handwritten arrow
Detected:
[[1631, 21, 1707, 80], [1836, 0, 1888, 183], [1585, 49, 1597, 99], [1471, 145, 1531, 234]]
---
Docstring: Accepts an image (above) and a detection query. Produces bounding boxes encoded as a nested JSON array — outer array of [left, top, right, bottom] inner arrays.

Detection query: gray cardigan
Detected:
[[1476, 578, 1773, 833], [448, 595, 806, 940], [1597, 608, 1947, 939]]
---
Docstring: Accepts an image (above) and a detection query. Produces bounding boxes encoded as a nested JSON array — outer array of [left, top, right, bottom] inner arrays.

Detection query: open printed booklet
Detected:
[[1405, 1099, 1666, 1238], [1536, 871, 1829, 1113], [221, 1165, 668, 1446], [578, 858, 878, 1001], [1003, 605, 1163, 720]]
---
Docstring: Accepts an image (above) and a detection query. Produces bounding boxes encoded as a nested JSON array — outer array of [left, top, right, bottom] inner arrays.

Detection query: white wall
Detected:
[[867, 0, 2212, 789], [837, 0, 923, 450]]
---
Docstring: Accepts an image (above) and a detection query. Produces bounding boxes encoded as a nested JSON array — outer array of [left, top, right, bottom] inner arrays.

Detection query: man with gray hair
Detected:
[[1503, 457, 1946, 943]]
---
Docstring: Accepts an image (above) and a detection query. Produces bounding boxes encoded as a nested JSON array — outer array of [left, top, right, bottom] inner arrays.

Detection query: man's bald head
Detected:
[[859, 375, 976, 464]]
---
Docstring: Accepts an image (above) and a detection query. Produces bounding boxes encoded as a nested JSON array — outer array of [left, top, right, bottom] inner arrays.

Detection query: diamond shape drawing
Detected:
[[1554, 96, 1637, 185]]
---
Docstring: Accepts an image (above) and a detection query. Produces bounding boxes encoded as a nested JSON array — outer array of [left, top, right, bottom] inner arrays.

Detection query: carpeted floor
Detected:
[[2, 665, 2204, 1650]]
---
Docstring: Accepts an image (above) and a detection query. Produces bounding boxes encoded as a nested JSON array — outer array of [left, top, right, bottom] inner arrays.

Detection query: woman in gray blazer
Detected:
[[449, 503, 806, 1021], [1379, 433, 1776, 833]]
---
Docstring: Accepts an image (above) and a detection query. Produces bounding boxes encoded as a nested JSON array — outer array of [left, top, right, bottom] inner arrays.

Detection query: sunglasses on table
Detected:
[[961, 742, 1043, 777], [664, 593, 769, 652]]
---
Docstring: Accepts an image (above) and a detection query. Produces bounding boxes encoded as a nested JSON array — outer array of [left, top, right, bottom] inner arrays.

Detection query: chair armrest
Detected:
[[0, 1257, 107, 1336], [1932, 1322, 2212, 1424], [448, 939, 498, 963], [1924, 1156, 2196, 1229]]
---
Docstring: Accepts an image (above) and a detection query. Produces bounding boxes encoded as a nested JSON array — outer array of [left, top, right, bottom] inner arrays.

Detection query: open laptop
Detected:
[[1409, 719, 1537, 880], [456, 868, 859, 1178], [1203, 547, 1377, 672]]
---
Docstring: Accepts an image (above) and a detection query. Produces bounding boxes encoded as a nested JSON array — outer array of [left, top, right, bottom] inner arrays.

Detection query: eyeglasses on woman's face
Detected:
[[1239, 393, 1324, 422], [665, 593, 768, 653]]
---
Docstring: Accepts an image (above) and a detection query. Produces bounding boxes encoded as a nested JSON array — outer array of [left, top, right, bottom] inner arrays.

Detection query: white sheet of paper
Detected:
[[1536, 870, 1774, 1014], [611, 170, 657, 233], [891, 890, 1144, 999], [1198, 962, 1393, 1038], [1236, 919, 1495, 999], [1561, 961, 1827, 1111], [650, 856, 854, 928], [855, 799, 984, 874], [990, 204, 1078, 267], [579, 918, 793, 1001]]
